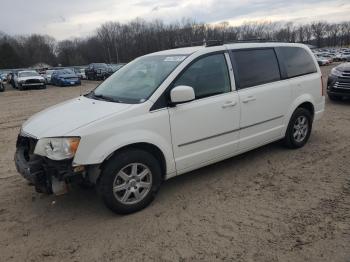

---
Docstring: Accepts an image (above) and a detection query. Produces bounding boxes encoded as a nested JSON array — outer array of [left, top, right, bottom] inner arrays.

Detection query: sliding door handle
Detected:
[[242, 96, 256, 103]]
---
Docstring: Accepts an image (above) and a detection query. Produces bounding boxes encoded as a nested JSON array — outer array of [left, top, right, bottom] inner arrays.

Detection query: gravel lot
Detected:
[[0, 66, 350, 262]]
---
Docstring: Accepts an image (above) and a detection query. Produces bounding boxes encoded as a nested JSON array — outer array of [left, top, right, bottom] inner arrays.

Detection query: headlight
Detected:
[[331, 68, 343, 77], [34, 137, 80, 160]]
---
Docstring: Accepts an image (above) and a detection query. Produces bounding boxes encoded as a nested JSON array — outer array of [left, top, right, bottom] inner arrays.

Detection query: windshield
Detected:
[[19, 71, 39, 77], [92, 54, 187, 103]]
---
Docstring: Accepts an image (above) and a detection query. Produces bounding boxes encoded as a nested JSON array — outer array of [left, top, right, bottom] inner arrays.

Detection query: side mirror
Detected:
[[170, 85, 195, 104]]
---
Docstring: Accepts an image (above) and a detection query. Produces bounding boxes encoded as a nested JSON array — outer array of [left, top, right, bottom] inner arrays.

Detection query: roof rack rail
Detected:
[[174, 38, 284, 49], [224, 38, 281, 44], [204, 39, 223, 47]]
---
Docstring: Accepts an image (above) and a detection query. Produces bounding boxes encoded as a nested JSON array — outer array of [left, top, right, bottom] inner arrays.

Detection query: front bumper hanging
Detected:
[[14, 135, 84, 194]]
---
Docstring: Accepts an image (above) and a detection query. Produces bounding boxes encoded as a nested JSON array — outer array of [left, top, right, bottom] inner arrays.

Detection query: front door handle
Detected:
[[222, 101, 237, 108], [242, 96, 256, 103]]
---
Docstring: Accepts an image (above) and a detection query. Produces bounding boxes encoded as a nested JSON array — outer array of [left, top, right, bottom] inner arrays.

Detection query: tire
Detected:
[[99, 149, 162, 214], [328, 94, 341, 101], [41, 85, 47, 89], [19, 85, 24, 91], [0, 83, 4, 92], [283, 108, 312, 149]]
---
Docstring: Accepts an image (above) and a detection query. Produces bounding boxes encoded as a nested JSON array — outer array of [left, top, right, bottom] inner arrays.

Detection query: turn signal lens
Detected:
[[69, 138, 80, 154]]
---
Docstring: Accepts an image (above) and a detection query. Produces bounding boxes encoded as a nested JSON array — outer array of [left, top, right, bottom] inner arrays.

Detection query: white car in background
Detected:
[[15, 42, 325, 214], [342, 52, 350, 62], [44, 70, 55, 84], [316, 56, 332, 66], [14, 70, 46, 90]]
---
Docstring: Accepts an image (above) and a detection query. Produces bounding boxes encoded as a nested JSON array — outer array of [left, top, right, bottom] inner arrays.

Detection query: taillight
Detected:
[[321, 76, 325, 96]]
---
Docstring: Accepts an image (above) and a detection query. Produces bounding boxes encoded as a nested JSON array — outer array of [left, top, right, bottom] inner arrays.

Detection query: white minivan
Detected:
[[15, 42, 325, 214]]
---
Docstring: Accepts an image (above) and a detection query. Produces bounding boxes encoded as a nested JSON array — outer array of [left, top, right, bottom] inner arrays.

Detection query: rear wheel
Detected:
[[99, 149, 162, 214], [283, 108, 312, 149]]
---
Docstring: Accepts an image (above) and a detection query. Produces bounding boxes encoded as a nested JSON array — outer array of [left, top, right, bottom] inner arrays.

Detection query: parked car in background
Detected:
[[0, 72, 8, 83], [14, 70, 46, 90], [327, 62, 350, 100], [51, 69, 81, 87], [342, 52, 350, 62], [316, 56, 332, 66], [0, 79, 4, 92], [44, 69, 55, 84], [71, 68, 87, 80], [8, 70, 20, 88], [15, 43, 324, 214], [79, 68, 87, 79], [85, 63, 111, 80], [108, 63, 125, 73]]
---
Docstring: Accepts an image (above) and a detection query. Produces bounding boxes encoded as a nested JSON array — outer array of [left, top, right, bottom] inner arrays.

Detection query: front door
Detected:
[[168, 53, 240, 173]]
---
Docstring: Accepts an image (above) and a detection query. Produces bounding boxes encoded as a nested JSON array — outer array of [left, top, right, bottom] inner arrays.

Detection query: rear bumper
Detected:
[[314, 97, 325, 121], [60, 79, 81, 86]]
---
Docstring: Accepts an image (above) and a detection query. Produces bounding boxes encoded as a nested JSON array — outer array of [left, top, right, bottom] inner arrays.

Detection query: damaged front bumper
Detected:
[[14, 135, 86, 195]]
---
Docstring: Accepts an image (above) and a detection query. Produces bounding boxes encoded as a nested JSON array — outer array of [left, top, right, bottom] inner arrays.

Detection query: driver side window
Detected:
[[173, 53, 231, 99]]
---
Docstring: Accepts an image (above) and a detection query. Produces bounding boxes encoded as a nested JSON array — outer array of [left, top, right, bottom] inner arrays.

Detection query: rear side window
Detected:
[[275, 47, 317, 78], [231, 49, 281, 89]]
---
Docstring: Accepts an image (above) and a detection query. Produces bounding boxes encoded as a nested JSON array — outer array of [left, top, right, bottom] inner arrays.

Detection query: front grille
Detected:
[[65, 78, 78, 81], [341, 71, 350, 78], [334, 81, 350, 89], [25, 79, 41, 84]]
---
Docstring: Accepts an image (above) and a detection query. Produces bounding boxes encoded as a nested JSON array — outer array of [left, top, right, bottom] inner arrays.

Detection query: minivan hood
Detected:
[[22, 96, 131, 138]]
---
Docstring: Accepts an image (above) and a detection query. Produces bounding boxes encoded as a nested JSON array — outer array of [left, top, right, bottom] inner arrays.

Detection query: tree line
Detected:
[[0, 19, 350, 69]]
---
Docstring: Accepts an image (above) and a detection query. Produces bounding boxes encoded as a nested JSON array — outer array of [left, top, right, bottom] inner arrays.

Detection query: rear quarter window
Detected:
[[275, 47, 317, 78]]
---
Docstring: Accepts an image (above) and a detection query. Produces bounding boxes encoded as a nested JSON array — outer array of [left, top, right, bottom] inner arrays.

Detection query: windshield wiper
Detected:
[[89, 91, 122, 103]]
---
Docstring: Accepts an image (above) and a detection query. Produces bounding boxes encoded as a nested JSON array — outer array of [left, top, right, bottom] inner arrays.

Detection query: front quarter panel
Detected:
[[69, 102, 176, 177]]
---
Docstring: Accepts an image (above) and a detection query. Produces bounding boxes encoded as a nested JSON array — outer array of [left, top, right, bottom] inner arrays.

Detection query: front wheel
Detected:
[[0, 83, 4, 92], [99, 149, 162, 214], [283, 108, 312, 149]]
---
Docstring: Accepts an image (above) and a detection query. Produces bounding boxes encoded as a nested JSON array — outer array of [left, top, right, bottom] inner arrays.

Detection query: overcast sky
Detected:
[[1, 0, 350, 40]]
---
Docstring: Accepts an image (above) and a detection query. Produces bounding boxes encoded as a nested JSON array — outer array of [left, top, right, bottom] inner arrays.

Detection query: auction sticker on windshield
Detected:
[[164, 56, 187, 62]]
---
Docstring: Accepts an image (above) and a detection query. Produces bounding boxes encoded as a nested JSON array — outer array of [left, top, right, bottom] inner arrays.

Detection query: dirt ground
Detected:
[[0, 66, 350, 262]]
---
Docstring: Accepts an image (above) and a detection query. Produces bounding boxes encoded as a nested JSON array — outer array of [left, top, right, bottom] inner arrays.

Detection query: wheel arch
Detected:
[[283, 95, 316, 136], [100, 142, 168, 181], [297, 101, 315, 119]]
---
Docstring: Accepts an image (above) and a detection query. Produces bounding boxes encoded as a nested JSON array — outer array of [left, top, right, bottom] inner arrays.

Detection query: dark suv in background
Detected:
[[327, 63, 350, 100], [85, 63, 112, 80]]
